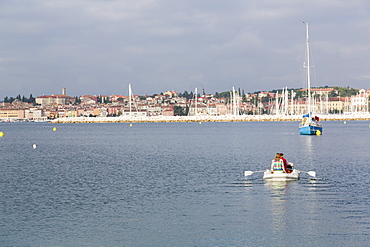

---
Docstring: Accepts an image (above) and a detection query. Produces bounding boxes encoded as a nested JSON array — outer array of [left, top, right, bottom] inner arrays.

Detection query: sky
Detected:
[[1, 0, 370, 98]]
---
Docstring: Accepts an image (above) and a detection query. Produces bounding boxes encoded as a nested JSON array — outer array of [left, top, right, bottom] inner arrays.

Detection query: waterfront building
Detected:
[[24, 108, 45, 121], [121, 109, 147, 117], [146, 105, 163, 116], [80, 95, 98, 104], [350, 89, 369, 113], [36, 94, 76, 106], [0, 108, 24, 121]]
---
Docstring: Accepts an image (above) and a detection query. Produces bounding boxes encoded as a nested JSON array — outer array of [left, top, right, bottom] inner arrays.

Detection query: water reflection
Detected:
[[266, 181, 288, 196], [265, 181, 290, 237], [303, 135, 313, 155]]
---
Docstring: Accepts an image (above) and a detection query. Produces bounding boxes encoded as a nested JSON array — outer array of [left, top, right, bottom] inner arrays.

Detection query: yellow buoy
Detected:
[[0, 131, 4, 137], [316, 130, 321, 135], [33, 144, 37, 149], [129, 124, 133, 127], [53, 127, 57, 131], [199, 122, 202, 124], [344, 121, 346, 124]]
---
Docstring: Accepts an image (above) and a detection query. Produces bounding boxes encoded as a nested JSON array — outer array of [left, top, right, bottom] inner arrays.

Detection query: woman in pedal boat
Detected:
[[270, 153, 286, 173]]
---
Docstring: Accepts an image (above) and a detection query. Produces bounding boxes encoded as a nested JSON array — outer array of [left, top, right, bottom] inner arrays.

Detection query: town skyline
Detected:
[[2, 84, 368, 101], [1, 85, 368, 122]]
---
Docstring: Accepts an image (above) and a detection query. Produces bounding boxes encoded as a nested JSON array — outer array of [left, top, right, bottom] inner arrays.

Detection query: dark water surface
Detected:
[[0, 121, 369, 246]]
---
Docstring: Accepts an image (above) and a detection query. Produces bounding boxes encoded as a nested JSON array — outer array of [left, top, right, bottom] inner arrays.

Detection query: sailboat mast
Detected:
[[232, 86, 237, 116], [305, 22, 311, 114], [195, 87, 198, 116], [291, 90, 294, 115], [275, 91, 279, 115], [129, 83, 132, 114]]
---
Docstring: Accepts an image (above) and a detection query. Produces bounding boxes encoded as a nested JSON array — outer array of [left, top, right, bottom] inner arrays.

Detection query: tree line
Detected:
[[3, 94, 36, 104]]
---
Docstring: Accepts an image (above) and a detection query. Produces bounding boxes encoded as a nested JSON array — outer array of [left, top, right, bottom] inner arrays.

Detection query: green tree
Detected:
[[242, 93, 247, 102], [333, 86, 358, 97], [296, 90, 305, 98], [217, 91, 230, 99], [174, 106, 185, 116], [260, 94, 270, 103], [29, 94, 35, 104], [182, 91, 191, 99], [75, 96, 81, 104]]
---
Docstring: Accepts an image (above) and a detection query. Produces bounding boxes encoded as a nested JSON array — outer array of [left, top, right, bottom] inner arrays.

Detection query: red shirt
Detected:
[[281, 157, 288, 171]]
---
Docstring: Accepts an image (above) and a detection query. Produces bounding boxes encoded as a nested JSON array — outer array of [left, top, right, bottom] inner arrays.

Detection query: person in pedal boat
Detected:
[[270, 153, 286, 173], [279, 153, 292, 173]]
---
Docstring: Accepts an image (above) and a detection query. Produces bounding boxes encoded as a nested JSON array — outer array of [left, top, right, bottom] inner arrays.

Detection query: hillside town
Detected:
[[0, 86, 369, 122]]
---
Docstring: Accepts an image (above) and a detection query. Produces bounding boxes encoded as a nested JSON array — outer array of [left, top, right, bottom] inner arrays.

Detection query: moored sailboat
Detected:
[[299, 22, 323, 135]]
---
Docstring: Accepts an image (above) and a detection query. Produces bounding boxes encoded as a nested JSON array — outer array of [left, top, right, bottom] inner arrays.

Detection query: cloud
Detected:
[[0, 0, 370, 98]]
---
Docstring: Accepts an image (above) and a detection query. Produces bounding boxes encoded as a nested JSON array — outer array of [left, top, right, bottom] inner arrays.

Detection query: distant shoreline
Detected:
[[50, 114, 370, 123]]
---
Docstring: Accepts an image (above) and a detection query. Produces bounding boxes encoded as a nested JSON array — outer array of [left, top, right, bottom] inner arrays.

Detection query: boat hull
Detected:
[[299, 125, 322, 135], [263, 169, 300, 181]]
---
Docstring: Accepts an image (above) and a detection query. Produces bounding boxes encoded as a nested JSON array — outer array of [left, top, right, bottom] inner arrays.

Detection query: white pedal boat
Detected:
[[262, 169, 300, 181], [244, 162, 316, 181]]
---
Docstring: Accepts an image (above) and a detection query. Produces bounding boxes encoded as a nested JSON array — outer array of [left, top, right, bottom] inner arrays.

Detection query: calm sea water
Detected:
[[0, 121, 369, 246]]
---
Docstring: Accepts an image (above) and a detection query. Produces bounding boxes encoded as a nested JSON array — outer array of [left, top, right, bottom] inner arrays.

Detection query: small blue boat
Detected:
[[299, 113, 323, 135], [299, 22, 323, 135], [299, 125, 322, 135]]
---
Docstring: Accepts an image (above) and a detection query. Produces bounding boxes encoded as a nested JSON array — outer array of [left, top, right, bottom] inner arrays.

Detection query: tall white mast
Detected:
[[232, 87, 237, 116], [282, 88, 285, 114], [291, 90, 294, 115], [129, 83, 132, 114], [275, 91, 279, 115], [195, 87, 198, 116], [305, 22, 311, 114], [284, 87, 289, 115]]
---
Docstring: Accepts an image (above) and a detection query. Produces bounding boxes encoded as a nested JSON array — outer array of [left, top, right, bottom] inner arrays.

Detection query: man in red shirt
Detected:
[[279, 153, 292, 173]]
